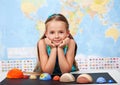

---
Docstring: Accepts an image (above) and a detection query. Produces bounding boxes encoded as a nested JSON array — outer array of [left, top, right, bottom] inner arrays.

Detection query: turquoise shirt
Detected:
[[46, 45, 77, 75]]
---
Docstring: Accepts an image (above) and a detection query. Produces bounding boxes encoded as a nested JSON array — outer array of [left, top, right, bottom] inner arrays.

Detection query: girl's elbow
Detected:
[[61, 70, 70, 74], [42, 68, 53, 74], [61, 67, 71, 73]]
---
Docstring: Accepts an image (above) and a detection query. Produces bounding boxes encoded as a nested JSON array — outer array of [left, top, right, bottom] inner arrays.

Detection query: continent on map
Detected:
[[105, 25, 120, 42]]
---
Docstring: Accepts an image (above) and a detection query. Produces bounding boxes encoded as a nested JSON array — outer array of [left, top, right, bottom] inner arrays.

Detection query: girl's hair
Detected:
[[45, 14, 69, 28], [41, 13, 74, 39], [34, 14, 78, 72]]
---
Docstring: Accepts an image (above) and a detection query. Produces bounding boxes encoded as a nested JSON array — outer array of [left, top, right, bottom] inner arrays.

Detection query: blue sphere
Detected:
[[108, 79, 114, 83], [96, 77, 106, 83], [39, 73, 51, 80]]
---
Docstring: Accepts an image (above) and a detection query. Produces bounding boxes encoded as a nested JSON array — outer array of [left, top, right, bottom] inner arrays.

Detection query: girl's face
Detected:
[[45, 21, 69, 46]]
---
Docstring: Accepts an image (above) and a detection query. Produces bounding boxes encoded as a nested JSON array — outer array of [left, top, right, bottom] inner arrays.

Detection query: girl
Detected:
[[34, 14, 78, 75]]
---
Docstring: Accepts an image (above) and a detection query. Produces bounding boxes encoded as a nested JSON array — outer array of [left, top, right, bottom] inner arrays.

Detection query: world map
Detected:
[[0, 0, 120, 60]]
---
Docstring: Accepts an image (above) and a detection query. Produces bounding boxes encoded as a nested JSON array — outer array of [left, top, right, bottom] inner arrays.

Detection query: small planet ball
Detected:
[[60, 73, 75, 82], [29, 75, 37, 79], [39, 73, 51, 80], [53, 75, 60, 81], [76, 74, 93, 84], [108, 79, 114, 83], [7, 68, 24, 78], [23, 75, 29, 79], [96, 77, 106, 83]]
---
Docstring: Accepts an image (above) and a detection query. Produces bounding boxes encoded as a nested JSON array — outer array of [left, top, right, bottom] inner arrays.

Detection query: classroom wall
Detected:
[[0, 0, 120, 73]]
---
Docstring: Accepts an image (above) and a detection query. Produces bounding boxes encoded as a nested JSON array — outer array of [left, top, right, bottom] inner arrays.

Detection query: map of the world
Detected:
[[0, 0, 120, 60]]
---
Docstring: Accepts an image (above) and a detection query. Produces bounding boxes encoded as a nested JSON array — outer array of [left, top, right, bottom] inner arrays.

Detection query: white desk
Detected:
[[0, 70, 120, 85], [0, 72, 7, 82]]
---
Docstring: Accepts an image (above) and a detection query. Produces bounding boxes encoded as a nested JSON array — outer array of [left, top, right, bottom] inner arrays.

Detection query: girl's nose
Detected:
[[55, 33, 59, 38]]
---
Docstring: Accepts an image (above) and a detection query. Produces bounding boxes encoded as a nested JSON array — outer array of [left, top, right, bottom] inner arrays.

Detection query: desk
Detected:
[[0, 70, 120, 85], [71, 69, 120, 85], [0, 72, 7, 82]]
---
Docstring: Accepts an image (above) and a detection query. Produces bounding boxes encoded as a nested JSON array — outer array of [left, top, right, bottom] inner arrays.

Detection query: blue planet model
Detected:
[[39, 73, 51, 80], [96, 77, 106, 83], [108, 79, 114, 83]]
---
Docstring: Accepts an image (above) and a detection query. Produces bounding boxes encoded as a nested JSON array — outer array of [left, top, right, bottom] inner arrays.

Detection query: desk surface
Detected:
[[0, 70, 120, 85], [71, 69, 120, 85]]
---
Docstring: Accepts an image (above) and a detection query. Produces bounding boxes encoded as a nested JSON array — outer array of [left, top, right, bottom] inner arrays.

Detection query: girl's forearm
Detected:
[[57, 47, 71, 73], [43, 47, 57, 74]]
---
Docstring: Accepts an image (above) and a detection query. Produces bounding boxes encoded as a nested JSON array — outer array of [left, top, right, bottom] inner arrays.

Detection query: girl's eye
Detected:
[[59, 31, 64, 33], [50, 31, 54, 34]]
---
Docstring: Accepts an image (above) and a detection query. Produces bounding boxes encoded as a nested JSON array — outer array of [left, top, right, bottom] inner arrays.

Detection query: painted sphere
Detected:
[[39, 73, 51, 80], [76, 74, 93, 84], [60, 73, 75, 82], [29, 75, 37, 79], [96, 77, 106, 83], [53, 75, 60, 81], [7, 68, 23, 78], [108, 79, 114, 83]]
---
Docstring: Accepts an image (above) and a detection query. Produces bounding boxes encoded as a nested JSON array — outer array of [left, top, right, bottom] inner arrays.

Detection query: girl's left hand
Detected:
[[58, 37, 70, 48]]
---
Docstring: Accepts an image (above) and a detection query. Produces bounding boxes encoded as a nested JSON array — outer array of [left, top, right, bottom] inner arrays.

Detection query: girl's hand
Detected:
[[58, 37, 70, 48], [44, 38, 56, 48]]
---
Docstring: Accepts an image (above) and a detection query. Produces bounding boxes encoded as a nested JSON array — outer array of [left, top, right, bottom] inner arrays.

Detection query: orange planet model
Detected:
[[7, 68, 24, 78], [53, 75, 60, 81]]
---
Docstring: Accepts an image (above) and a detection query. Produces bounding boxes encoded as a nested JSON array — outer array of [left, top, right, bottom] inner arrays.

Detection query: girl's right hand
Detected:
[[44, 38, 56, 48]]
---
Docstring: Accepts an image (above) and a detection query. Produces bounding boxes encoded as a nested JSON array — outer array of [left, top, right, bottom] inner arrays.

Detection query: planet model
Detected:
[[108, 79, 114, 83], [29, 75, 37, 79], [53, 75, 60, 81], [23, 75, 29, 79], [76, 74, 93, 84], [60, 73, 75, 82], [39, 73, 51, 80], [7, 68, 24, 78], [96, 77, 106, 83]]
